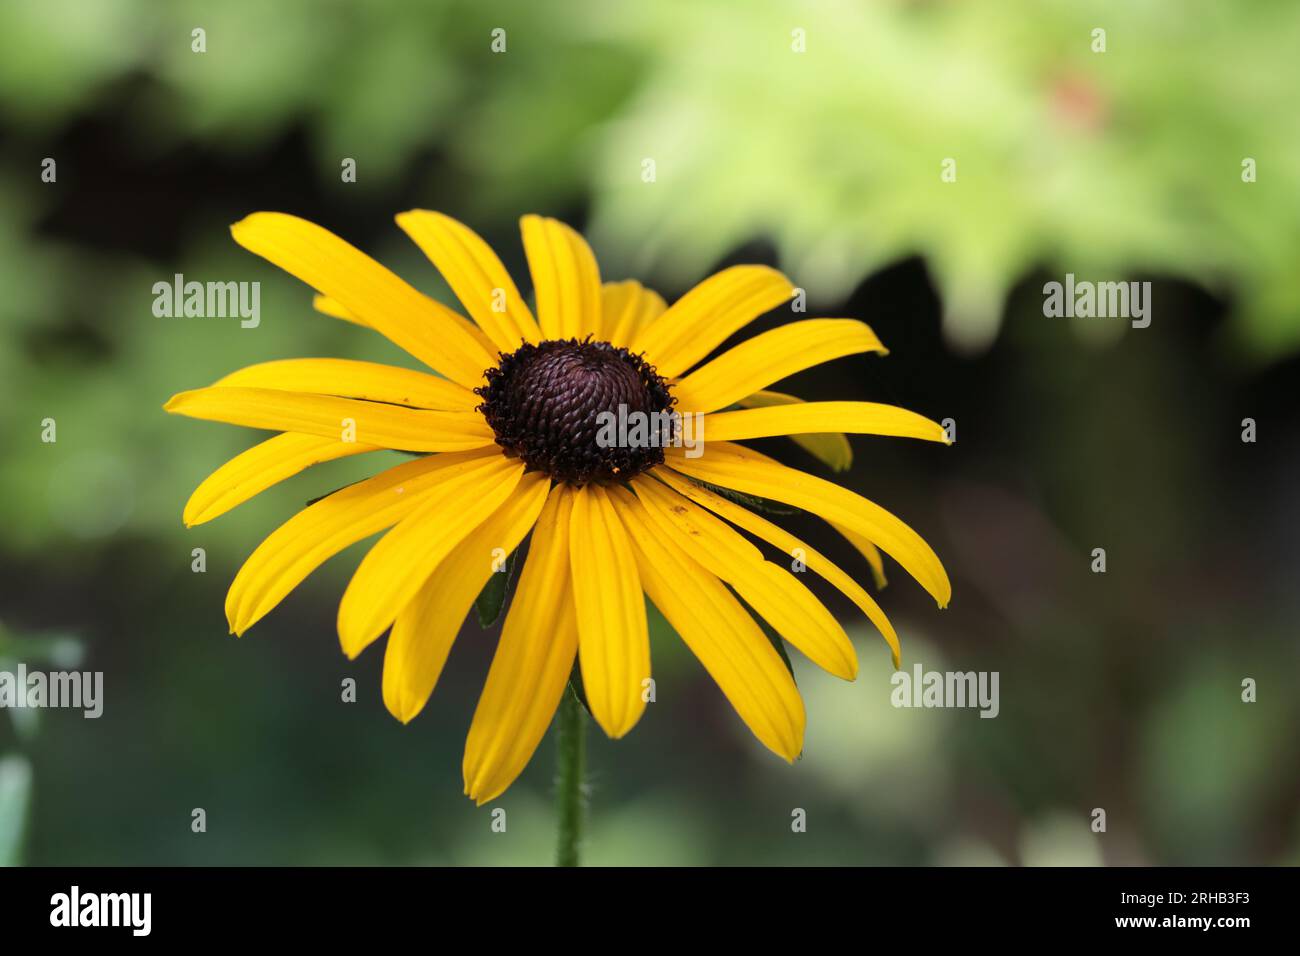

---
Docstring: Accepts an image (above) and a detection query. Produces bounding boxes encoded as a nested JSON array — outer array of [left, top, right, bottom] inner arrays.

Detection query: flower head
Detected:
[[477, 337, 676, 484], [165, 210, 950, 803]]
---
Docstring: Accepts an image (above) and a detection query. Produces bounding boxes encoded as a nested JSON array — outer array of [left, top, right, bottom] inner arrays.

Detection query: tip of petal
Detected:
[[388, 706, 416, 726], [228, 214, 259, 242], [384, 690, 425, 726], [226, 601, 251, 637], [181, 499, 210, 528], [818, 647, 859, 682], [230, 211, 275, 232], [776, 739, 802, 764], [464, 774, 506, 807], [590, 703, 644, 741]]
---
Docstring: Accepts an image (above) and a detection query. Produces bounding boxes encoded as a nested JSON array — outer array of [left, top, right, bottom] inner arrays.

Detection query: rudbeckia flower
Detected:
[[165, 211, 951, 803]]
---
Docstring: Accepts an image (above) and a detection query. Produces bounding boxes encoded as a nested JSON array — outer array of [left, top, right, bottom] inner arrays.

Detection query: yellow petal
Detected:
[[830, 521, 889, 590], [230, 212, 495, 388], [396, 209, 541, 352], [568, 484, 649, 738], [602, 280, 667, 349], [184, 432, 379, 527], [464, 486, 580, 804], [672, 319, 888, 413], [737, 390, 852, 471], [706, 401, 949, 444], [653, 468, 901, 667], [226, 449, 498, 635], [215, 358, 479, 410], [632, 476, 856, 680], [607, 486, 804, 761], [381, 472, 551, 723], [667, 441, 950, 607], [337, 456, 526, 658], [312, 293, 368, 326], [312, 293, 496, 358], [520, 215, 602, 340], [632, 265, 794, 377], [164, 386, 494, 452]]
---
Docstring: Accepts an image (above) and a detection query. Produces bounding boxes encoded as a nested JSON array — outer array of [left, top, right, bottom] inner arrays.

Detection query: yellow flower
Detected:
[[165, 211, 950, 803]]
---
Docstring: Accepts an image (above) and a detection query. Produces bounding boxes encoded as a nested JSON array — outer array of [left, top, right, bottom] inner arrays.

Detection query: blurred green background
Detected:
[[1, 0, 1298, 865]]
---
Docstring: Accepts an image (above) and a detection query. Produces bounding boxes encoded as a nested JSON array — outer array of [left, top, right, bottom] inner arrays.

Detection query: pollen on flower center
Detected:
[[476, 338, 675, 485]]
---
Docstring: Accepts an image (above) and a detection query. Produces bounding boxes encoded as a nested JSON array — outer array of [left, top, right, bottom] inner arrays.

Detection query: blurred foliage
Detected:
[[3, 0, 1297, 354], [0, 755, 32, 867], [583, 0, 1300, 354], [0, 0, 1297, 866], [0, 624, 83, 866]]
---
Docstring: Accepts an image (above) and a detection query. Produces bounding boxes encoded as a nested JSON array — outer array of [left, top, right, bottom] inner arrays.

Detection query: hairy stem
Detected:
[[554, 685, 586, 867]]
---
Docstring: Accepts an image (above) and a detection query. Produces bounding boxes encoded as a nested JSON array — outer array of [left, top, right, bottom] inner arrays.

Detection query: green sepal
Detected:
[[474, 548, 517, 627], [566, 663, 593, 719], [695, 479, 798, 516]]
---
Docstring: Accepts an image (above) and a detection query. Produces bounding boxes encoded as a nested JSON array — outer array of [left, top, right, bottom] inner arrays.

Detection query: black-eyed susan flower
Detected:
[[165, 211, 950, 804]]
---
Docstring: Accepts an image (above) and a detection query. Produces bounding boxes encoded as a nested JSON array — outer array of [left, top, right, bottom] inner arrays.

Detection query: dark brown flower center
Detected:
[[476, 338, 676, 485]]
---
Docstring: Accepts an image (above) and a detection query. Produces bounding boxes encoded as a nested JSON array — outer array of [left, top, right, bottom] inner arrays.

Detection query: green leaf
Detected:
[[474, 549, 516, 627]]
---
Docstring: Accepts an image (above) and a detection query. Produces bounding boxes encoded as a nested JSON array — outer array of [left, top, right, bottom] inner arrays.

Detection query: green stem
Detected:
[[554, 684, 586, 867]]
